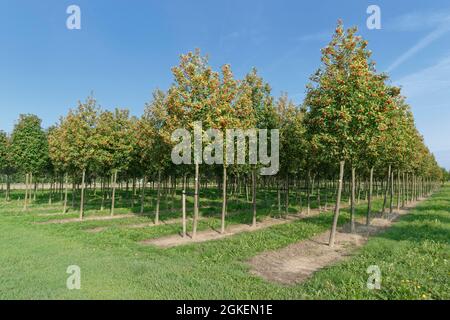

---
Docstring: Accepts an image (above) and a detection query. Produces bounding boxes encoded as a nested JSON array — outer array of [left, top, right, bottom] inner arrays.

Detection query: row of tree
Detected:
[[0, 21, 447, 246]]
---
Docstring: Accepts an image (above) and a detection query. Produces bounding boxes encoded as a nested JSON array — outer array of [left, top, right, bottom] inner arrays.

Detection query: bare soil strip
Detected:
[[139, 204, 335, 248], [84, 217, 201, 233], [248, 201, 421, 285], [138, 197, 366, 248], [35, 213, 137, 225]]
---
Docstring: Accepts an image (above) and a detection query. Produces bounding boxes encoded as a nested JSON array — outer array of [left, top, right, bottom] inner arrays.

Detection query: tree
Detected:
[[0, 131, 15, 201], [136, 89, 172, 223], [165, 49, 221, 238], [304, 21, 382, 246], [242, 68, 275, 226], [276, 94, 307, 215], [10, 114, 49, 210], [94, 108, 134, 215], [49, 96, 99, 219]]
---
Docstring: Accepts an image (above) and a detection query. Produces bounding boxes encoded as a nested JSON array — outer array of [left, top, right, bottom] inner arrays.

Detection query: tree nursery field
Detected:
[[1, 15, 449, 302]]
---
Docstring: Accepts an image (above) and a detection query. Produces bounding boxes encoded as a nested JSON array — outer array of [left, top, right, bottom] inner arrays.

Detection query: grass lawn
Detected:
[[0, 184, 448, 299]]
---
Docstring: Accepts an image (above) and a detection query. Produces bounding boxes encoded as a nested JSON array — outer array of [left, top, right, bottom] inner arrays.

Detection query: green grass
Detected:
[[0, 185, 448, 299]]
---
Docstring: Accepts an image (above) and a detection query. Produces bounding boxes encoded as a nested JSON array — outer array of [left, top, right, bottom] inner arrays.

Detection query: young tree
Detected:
[[242, 68, 276, 226], [304, 21, 382, 246], [276, 94, 307, 216], [94, 108, 134, 215], [49, 96, 99, 219], [10, 114, 49, 210], [0, 131, 15, 201], [165, 49, 221, 238], [136, 89, 171, 223]]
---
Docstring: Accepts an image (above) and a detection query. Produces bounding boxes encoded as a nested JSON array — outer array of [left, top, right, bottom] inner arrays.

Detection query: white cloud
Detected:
[[389, 10, 450, 31], [387, 24, 450, 72], [395, 55, 450, 100], [386, 10, 450, 72], [395, 55, 450, 168]]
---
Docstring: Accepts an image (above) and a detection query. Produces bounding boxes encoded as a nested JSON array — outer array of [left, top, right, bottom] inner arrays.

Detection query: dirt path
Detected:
[[247, 201, 422, 285]]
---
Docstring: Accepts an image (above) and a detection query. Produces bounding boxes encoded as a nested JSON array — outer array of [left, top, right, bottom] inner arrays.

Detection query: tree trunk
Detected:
[[140, 176, 147, 214], [397, 170, 401, 211], [252, 166, 257, 226], [382, 165, 391, 216], [366, 167, 374, 226], [155, 170, 161, 225], [79, 169, 86, 220], [221, 165, 227, 234], [23, 173, 29, 211], [192, 163, 200, 239], [350, 167, 356, 233], [307, 170, 311, 215], [110, 170, 118, 216], [389, 168, 394, 214], [63, 173, 69, 214], [329, 160, 345, 247], [182, 189, 186, 237], [6, 174, 10, 201]]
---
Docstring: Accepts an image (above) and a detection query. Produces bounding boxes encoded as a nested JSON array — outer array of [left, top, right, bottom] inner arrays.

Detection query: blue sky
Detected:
[[1, 0, 450, 169]]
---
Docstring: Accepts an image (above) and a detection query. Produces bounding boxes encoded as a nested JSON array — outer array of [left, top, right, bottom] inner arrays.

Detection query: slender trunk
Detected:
[[350, 167, 356, 233], [182, 189, 186, 237], [307, 170, 311, 215], [155, 170, 161, 225], [63, 173, 69, 214], [285, 175, 289, 216], [6, 174, 10, 201], [389, 168, 394, 214], [140, 176, 147, 214], [23, 173, 29, 211], [329, 160, 345, 247], [402, 172, 406, 208], [366, 167, 374, 226], [192, 163, 200, 239], [382, 165, 391, 215], [397, 171, 401, 211], [277, 181, 281, 214], [110, 170, 118, 216], [79, 169, 86, 220], [252, 167, 257, 226], [221, 165, 227, 234]]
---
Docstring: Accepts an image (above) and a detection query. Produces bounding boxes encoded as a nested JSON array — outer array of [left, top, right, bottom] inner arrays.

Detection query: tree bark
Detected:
[[182, 189, 186, 237], [23, 173, 29, 211], [63, 173, 69, 214], [382, 165, 391, 215], [350, 167, 356, 233], [366, 167, 374, 226], [155, 170, 161, 225], [110, 170, 118, 216], [140, 175, 147, 214], [192, 163, 200, 239], [80, 169, 86, 220], [389, 168, 394, 214], [221, 165, 227, 234], [252, 166, 257, 226], [329, 160, 345, 247]]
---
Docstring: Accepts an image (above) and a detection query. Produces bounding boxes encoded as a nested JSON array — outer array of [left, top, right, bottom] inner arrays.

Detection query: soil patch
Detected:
[[35, 213, 137, 225], [247, 201, 421, 285]]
